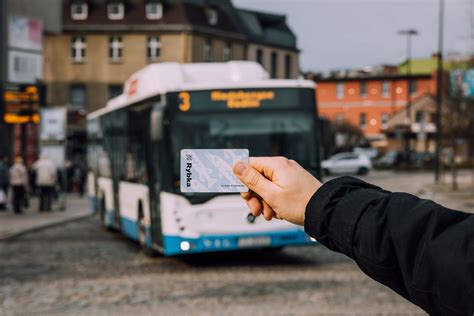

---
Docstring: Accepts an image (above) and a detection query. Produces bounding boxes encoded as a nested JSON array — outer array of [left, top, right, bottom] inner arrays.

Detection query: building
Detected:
[[311, 71, 437, 147], [41, 0, 299, 160], [44, 0, 300, 114], [398, 53, 471, 75], [0, 0, 62, 162], [383, 94, 437, 152]]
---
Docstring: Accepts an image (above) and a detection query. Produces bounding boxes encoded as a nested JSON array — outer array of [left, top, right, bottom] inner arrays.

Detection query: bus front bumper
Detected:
[[162, 229, 316, 256]]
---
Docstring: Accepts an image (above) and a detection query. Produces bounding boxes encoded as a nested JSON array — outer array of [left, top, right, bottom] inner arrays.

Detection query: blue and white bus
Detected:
[[87, 61, 321, 256]]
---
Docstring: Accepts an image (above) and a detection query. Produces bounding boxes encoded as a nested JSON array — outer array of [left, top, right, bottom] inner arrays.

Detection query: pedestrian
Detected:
[[233, 157, 474, 316], [9, 156, 29, 214], [33, 154, 57, 212], [74, 161, 85, 197], [0, 156, 9, 211]]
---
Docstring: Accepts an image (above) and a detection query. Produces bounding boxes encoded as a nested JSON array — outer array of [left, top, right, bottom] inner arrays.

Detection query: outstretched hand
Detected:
[[233, 157, 321, 226]]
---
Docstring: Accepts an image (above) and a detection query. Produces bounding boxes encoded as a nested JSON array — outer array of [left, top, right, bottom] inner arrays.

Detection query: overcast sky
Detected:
[[233, 0, 473, 72]]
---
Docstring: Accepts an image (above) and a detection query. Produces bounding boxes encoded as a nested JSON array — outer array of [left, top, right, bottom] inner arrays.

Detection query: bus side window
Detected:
[[126, 104, 151, 184]]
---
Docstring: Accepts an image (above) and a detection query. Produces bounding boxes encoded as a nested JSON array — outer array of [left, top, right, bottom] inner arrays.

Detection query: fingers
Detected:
[[233, 162, 278, 201], [248, 157, 289, 182], [240, 191, 252, 200], [262, 200, 276, 221], [246, 195, 263, 217]]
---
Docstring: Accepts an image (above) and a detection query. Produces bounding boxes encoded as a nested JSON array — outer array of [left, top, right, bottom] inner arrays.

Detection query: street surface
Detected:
[[2, 170, 473, 315]]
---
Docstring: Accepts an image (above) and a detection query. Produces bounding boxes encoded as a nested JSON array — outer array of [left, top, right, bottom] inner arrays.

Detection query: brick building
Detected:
[[312, 72, 437, 143]]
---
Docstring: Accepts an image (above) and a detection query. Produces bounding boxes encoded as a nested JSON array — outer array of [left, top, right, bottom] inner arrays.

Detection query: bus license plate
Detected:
[[238, 236, 271, 248]]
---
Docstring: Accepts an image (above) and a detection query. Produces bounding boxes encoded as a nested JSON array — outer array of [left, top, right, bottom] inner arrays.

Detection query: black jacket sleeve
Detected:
[[304, 176, 474, 316]]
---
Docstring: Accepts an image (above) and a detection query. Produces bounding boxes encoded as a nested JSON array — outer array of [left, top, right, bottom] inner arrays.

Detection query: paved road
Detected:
[[1, 170, 445, 315]]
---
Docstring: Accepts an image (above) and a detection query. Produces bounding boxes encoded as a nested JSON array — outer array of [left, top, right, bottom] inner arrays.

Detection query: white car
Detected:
[[353, 147, 379, 160], [322, 152, 372, 175]]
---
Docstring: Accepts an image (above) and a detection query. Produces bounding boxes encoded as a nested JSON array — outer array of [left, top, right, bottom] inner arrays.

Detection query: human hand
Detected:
[[233, 157, 321, 226]]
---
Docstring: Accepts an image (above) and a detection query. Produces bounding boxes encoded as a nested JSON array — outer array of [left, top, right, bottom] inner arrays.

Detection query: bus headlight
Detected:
[[180, 241, 191, 251]]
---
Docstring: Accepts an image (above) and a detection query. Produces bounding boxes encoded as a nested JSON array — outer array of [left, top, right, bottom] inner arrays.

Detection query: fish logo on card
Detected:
[[180, 149, 249, 193]]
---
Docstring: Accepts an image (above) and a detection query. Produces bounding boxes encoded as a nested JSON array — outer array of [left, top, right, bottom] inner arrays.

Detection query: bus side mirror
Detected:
[[150, 109, 164, 141]]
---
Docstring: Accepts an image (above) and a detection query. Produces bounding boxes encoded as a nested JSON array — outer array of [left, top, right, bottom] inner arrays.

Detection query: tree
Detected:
[[331, 121, 365, 153]]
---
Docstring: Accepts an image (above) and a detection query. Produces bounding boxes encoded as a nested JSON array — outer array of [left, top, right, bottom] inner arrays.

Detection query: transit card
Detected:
[[180, 149, 249, 193]]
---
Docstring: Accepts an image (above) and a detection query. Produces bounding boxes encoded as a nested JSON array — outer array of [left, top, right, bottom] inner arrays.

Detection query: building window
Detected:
[[336, 113, 344, 124], [223, 42, 232, 62], [147, 36, 161, 62], [415, 111, 424, 123], [71, 36, 86, 62], [70, 84, 86, 108], [203, 38, 212, 62], [108, 2, 124, 20], [336, 82, 344, 99], [71, 2, 88, 20], [381, 112, 389, 128], [109, 36, 123, 62], [270, 51, 277, 78], [359, 112, 367, 129], [256, 49, 263, 65], [284, 54, 291, 79], [360, 81, 368, 97], [146, 2, 163, 20], [205, 8, 218, 25], [382, 81, 390, 98], [108, 85, 122, 99], [409, 80, 417, 95]]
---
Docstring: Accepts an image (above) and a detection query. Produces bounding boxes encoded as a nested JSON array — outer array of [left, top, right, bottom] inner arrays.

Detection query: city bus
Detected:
[[86, 61, 321, 256]]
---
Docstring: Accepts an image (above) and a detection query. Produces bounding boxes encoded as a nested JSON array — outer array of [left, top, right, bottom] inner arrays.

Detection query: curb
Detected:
[[0, 212, 95, 242]]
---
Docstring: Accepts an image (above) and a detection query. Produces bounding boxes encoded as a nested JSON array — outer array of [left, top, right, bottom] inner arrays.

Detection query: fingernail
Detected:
[[234, 162, 247, 176]]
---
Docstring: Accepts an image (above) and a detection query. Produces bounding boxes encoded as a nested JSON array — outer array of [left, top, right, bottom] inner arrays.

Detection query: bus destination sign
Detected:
[[176, 88, 314, 112], [211, 90, 274, 109]]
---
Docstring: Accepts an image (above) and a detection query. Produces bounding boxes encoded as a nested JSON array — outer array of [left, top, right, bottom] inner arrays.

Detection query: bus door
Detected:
[[103, 110, 127, 228], [147, 100, 166, 249]]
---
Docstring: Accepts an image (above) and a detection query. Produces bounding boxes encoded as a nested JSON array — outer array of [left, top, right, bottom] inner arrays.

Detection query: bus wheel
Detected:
[[137, 203, 156, 257]]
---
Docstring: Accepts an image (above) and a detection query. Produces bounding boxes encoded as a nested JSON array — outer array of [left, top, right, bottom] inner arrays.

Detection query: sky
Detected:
[[233, 0, 473, 72]]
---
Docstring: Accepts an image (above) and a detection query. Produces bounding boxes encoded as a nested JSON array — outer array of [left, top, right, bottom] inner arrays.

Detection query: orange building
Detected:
[[314, 73, 437, 140]]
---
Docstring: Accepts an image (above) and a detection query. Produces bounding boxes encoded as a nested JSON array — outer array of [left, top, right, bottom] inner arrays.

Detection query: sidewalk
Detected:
[[423, 170, 474, 214], [0, 194, 92, 240]]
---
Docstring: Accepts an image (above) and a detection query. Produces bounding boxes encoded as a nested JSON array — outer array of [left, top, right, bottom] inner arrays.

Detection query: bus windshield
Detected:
[[170, 111, 318, 183]]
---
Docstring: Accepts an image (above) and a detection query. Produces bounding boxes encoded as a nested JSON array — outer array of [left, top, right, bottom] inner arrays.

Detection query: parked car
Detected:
[[322, 152, 372, 175], [413, 151, 435, 167], [375, 150, 435, 169], [374, 150, 404, 168], [353, 146, 379, 160]]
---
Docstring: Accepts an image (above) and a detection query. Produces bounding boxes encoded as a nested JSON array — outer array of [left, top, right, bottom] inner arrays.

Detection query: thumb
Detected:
[[233, 162, 276, 200]]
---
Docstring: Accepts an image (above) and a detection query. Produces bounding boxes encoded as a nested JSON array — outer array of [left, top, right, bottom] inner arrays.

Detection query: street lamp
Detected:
[[398, 28, 419, 162], [434, 0, 445, 183]]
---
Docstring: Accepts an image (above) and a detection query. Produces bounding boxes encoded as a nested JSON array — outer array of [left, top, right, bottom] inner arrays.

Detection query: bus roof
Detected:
[[87, 61, 315, 120]]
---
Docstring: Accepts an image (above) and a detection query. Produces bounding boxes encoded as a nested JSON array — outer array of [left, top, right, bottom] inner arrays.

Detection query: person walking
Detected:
[[0, 156, 9, 211], [233, 157, 473, 316], [9, 157, 29, 214], [74, 161, 85, 197], [33, 154, 57, 212]]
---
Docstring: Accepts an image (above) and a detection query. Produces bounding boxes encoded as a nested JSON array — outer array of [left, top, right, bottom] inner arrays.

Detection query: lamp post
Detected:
[[398, 29, 418, 162], [434, 0, 445, 183]]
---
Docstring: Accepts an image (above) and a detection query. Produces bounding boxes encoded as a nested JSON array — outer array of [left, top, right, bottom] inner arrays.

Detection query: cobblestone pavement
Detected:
[[3, 170, 469, 316]]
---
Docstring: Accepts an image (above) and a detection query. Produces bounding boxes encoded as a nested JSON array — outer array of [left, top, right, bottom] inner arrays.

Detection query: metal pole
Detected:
[[406, 35, 412, 160], [407, 35, 412, 122], [398, 29, 418, 163], [434, 0, 444, 183]]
